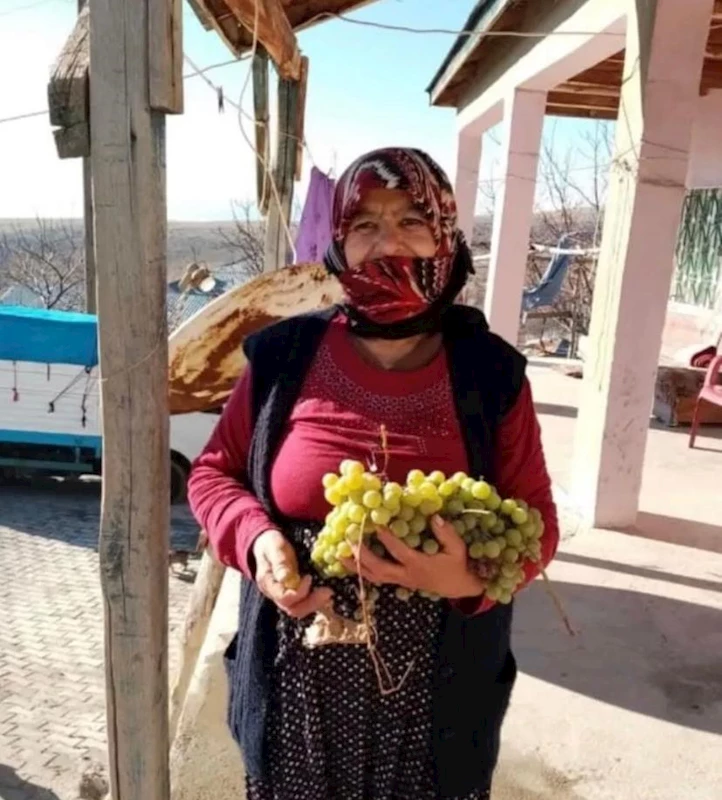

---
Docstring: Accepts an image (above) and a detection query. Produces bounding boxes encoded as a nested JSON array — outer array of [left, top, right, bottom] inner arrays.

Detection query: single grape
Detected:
[[363, 517, 375, 534], [462, 513, 478, 532], [422, 539, 440, 555], [428, 470, 446, 486], [498, 590, 513, 605], [445, 498, 464, 516], [327, 562, 347, 578], [502, 547, 520, 563], [528, 542, 542, 560], [311, 547, 325, 565], [519, 521, 537, 539], [468, 541, 485, 559], [398, 503, 416, 521], [362, 490, 382, 510], [339, 459, 356, 476], [501, 563, 520, 578], [335, 477, 350, 495], [323, 549, 337, 565], [517, 499, 529, 511], [451, 471, 468, 485], [322, 473, 339, 489], [491, 520, 507, 536], [382, 496, 402, 515], [472, 480, 492, 501], [329, 528, 345, 544], [347, 460, 365, 477], [324, 487, 343, 506], [511, 507, 528, 526], [420, 497, 443, 516], [500, 498, 517, 516], [462, 477, 475, 492], [349, 490, 364, 505], [419, 481, 439, 500], [345, 523, 362, 544], [363, 473, 382, 492], [494, 536, 507, 550], [460, 488, 474, 504], [452, 520, 466, 537], [409, 514, 427, 535], [486, 493, 502, 511], [403, 490, 423, 508], [483, 540, 502, 559], [438, 480, 456, 498], [390, 519, 410, 539], [505, 528, 523, 547], [385, 481, 403, 498], [479, 512, 498, 531], [346, 472, 364, 491], [371, 507, 391, 526], [407, 469, 426, 487], [405, 532, 422, 549], [348, 504, 365, 524], [336, 541, 353, 560], [485, 584, 502, 601], [497, 575, 516, 590]]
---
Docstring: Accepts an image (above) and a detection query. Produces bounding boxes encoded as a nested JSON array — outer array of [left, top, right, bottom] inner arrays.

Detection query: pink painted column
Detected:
[[454, 132, 482, 244], [572, 0, 714, 528], [483, 89, 546, 345]]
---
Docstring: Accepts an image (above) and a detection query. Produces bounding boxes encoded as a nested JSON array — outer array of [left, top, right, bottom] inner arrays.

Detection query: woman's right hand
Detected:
[[252, 529, 333, 618]]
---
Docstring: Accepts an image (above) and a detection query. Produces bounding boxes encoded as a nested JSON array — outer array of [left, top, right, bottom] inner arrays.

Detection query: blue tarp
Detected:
[[0, 306, 98, 367], [521, 234, 573, 313]]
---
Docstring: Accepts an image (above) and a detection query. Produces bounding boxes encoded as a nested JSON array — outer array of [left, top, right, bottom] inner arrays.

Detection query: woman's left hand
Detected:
[[343, 514, 486, 600]]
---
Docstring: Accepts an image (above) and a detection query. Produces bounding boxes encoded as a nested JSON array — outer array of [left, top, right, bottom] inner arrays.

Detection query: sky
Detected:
[[0, 0, 600, 221]]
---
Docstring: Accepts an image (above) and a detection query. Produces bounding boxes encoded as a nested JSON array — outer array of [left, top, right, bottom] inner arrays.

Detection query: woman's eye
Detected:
[[401, 217, 425, 228], [351, 220, 376, 233]]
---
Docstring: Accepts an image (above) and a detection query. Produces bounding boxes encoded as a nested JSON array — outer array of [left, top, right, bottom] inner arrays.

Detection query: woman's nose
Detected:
[[372, 225, 405, 257]]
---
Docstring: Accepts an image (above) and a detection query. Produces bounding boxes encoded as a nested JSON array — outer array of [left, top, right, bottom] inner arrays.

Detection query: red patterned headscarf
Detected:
[[324, 147, 472, 339]]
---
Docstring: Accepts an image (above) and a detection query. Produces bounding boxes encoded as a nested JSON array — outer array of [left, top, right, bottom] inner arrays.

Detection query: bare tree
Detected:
[[1, 218, 84, 309], [217, 201, 266, 279]]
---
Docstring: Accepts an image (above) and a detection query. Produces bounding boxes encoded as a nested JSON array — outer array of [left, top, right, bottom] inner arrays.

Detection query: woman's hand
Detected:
[[343, 515, 486, 599], [253, 530, 333, 618]]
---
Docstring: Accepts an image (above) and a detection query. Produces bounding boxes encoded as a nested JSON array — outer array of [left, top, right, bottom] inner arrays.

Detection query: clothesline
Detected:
[[472, 245, 600, 263]]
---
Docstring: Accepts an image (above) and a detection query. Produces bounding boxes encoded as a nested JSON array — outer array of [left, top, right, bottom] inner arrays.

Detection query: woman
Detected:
[[188, 147, 559, 800]]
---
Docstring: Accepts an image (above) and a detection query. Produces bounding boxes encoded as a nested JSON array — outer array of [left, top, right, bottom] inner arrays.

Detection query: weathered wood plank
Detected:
[[89, 0, 171, 796], [294, 56, 309, 181], [226, 0, 302, 80], [263, 74, 299, 272], [48, 3, 89, 158], [169, 547, 226, 741], [149, 0, 184, 113], [252, 48, 270, 214]]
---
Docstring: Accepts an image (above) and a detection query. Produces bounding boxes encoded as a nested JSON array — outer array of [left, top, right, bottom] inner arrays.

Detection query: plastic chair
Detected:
[[689, 336, 722, 448]]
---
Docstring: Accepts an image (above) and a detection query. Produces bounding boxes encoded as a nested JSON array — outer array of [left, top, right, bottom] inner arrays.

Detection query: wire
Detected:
[[0, 54, 250, 127], [304, 11, 622, 40], [0, 0, 61, 17]]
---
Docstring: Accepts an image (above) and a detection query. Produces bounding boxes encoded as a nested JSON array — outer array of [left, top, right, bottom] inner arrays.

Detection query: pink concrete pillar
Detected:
[[572, 0, 714, 528], [484, 89, 546, 345], [454, 133, 482, 244]]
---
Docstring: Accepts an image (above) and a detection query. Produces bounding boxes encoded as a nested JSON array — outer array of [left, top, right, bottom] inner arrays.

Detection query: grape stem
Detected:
[[539, 566, 576, 637]]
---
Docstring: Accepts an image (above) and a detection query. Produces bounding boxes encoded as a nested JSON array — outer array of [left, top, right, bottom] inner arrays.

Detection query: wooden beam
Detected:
[[294, 56, 309, 181], [263, 74, 300, 271], [252, 47, 270, 214], [547, 91, 620, 112], [225, 0, 302, 80], [149, 0, 184, 113], [89, 0, 171, 796], [48, 3, 89, 159], [546, 104, 618, 120]]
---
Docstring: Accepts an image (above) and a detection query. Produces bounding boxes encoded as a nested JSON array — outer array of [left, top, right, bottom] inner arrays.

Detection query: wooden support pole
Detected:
[[89, 0, 179, 796], [294, 56, 309, 181], [571, 0, 714, 527], [263, 73, 300, 272], [226, 0, 302, 80], [252, 47, 271, 215], [78, 0, 95, 314]]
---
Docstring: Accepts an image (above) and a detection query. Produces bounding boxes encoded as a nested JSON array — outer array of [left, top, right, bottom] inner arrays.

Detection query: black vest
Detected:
[[223, 305, 525, 797]]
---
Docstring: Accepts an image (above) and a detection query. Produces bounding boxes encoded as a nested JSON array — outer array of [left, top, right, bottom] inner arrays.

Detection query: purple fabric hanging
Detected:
[[294, 167, 335, 263]]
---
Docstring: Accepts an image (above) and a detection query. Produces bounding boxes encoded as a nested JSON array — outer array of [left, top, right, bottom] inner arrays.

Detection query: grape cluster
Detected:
[[311, 460, 545, 605]]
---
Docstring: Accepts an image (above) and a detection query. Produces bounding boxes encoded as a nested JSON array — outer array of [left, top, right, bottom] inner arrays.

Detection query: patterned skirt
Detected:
[[245, 527, 491, 800]]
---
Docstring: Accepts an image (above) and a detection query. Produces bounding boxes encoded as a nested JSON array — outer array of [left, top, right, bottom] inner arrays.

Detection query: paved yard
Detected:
[[0, 479, 200, 800]]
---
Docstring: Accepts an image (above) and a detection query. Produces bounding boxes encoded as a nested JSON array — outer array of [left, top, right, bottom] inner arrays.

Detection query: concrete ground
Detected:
[[0, 478, 200, 800]]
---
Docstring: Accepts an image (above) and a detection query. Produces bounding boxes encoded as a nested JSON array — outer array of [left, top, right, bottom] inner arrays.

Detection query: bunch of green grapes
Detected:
[[310, 460, 545, 606]]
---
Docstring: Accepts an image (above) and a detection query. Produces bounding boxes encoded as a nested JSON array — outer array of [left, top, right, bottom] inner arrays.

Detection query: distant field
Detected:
[[0, 218, 251, 282]]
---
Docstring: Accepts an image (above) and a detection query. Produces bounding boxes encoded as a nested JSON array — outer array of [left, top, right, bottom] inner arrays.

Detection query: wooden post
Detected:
[[252, 47, 271, 215], [263, 73, 300, 272], [294, 56, 309, 181], [89, 0, 182, 796], [571, 0, 713, 527], [78, 0, 95, 314]]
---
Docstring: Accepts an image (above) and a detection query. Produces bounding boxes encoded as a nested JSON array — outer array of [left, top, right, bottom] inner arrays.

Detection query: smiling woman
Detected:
[[188, 147, 559, 800]]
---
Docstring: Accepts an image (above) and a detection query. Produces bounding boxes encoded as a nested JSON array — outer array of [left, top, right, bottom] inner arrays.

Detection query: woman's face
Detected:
[[343, 188, 437, 268]]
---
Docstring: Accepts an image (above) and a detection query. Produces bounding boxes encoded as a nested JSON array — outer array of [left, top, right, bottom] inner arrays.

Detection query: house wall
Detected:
[[686, 91, 722, 190]]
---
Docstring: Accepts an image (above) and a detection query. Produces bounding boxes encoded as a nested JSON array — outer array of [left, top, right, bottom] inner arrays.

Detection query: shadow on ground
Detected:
[[0, 764, 62, 800], [0, 477, 200, 551], [514, 581, 722, 736]]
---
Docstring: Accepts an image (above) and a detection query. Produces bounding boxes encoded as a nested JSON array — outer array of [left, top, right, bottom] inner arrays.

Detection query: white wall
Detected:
[[686, 91, 722, 189]]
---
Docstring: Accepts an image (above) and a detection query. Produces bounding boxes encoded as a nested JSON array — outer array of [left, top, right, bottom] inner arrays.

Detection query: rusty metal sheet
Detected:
[[168, 262, 343, 414]]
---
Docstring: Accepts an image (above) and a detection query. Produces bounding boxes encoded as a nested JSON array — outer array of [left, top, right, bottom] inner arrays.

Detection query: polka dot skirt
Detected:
[[245, 527, 491, 800]]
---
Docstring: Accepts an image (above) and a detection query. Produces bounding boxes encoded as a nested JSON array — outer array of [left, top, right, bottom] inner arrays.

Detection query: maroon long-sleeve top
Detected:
[[188, 316, 559, 613]]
